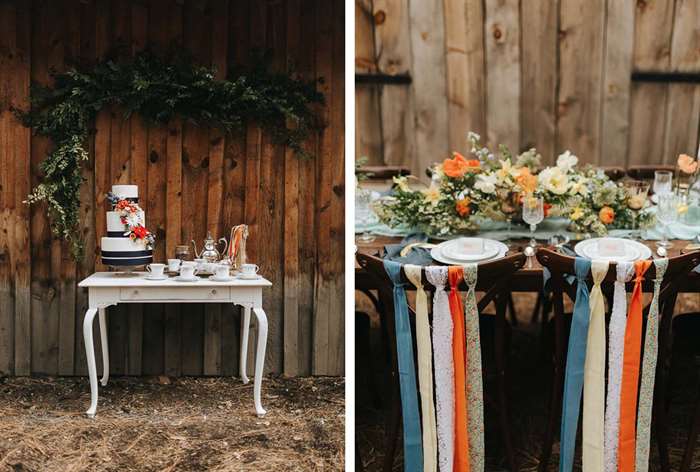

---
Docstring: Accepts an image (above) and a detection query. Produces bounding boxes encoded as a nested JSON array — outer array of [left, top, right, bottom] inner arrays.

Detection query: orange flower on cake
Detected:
[[132, 225, 149, 239], [443, 152, 480, 178], [599, 206, 615, 225], [456, 197, 471, 217]]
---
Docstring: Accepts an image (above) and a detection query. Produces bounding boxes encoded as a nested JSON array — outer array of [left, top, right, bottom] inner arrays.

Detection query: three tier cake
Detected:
[[100, 184, 154, 267]]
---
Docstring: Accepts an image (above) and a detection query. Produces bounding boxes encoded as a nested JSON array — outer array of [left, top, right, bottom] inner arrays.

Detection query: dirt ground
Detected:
[[0, 376, 344, 472]]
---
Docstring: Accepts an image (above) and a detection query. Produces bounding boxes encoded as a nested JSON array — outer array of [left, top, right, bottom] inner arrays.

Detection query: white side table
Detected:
[[78, 272, 272, 418]]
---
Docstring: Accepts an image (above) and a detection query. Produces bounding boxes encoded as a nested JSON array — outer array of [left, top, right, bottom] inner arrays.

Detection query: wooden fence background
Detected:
[[356, 0, 700, 177], [0, 0, 345, 377]]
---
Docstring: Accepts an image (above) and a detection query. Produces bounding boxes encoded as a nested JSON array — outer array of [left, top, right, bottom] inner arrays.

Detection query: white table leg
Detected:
[[239, 305, 251, 384], [83, 308, 99, 418], [98, 308, 109, 386], [252, 307, 268, 417]]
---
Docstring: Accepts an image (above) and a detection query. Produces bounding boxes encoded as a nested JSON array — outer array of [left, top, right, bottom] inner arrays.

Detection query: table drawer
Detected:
[[120, 287, 229, 301]]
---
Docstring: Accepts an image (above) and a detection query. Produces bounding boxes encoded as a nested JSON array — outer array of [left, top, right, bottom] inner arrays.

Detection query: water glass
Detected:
[[355, 187, 376, 244], [522, 195, 544, 248], [653, 170, 673, 196], [656, 192, 679, 249]]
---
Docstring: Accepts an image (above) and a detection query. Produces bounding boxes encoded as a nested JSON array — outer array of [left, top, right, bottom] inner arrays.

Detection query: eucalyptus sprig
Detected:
[[15, 50, 324, 260]]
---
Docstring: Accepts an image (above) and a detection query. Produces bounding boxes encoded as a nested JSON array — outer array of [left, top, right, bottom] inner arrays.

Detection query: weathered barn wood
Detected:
[[357, 0, 700, 170], [0, 0, 345, 377]]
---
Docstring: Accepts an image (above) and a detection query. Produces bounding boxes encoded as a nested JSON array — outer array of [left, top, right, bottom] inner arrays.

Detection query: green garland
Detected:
[[14, 50, 324, 260]]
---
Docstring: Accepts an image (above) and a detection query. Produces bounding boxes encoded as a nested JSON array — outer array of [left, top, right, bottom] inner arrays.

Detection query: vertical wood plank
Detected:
[[407, 0, 449, 177], [600, 0, 635, 166], [444, 0, 486, 156], [627, 0, 675, 166], [372, 0, 415, 168], [521, 0, 558, 162]]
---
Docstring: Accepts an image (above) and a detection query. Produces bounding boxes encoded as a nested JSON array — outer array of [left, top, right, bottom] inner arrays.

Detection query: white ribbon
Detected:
[[426, 266, 453, 472], [604, 261, 635, 472]]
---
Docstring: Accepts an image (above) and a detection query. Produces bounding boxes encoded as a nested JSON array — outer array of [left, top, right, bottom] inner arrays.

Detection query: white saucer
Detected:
[[144, 274, 169, 281], [210, 276, 235, 282], [174, 275, 199, 282], [237, 274, 262, 280], [430, 240, 508, 265], [574, 237, 652, 262]]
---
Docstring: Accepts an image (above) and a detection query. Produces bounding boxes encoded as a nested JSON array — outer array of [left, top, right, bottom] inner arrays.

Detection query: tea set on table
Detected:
[[143, 225, 261, 282]]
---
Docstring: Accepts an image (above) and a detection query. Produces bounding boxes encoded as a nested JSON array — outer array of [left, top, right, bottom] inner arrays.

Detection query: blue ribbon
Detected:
[[383, 260, 424, 471], [559, 257, 592, 472]]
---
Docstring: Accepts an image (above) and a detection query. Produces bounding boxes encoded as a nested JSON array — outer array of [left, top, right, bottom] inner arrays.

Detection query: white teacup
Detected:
[[147, 263, 166, 277], [194, 258, 206, 269], [213, 264, 230, 279], [240, 263, 259, 277], [179, 264, 198, 279], [181, 261, 197, 268], [167, 259, 181, 272]]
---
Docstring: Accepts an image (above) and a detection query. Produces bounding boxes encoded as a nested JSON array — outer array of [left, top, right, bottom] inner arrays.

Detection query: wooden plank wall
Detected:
[[0, 0, 345, 377], [356, 0, 700, 174]]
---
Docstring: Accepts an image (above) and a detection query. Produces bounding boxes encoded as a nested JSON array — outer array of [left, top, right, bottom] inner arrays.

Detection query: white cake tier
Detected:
[[101, 236, 148, 252], [112, 184, 138, 199], [107, 210, 146, 233]]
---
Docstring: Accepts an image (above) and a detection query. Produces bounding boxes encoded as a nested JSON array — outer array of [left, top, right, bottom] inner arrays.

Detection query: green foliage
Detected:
[[15, 50, 324, 260]]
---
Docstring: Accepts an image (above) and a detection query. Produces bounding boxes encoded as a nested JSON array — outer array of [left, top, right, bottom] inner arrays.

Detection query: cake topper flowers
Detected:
[[106, 192, 155, 249]]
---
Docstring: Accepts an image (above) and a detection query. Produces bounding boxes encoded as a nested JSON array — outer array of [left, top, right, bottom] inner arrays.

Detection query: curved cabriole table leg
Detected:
[[82, 308, 99, 418], [98, 308, 109, 387], [240, 305, 251, 384], [252, 307, 268, 417]]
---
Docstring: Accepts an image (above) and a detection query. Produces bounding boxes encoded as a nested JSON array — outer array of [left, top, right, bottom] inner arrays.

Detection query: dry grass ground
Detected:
[[0, 376, 344, 472]]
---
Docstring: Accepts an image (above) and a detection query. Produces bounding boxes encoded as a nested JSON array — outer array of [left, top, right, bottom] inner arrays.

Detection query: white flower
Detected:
[[392, 176, 410, 192], [538, 167, 569, 195], [422, 187, 441, 205], [125, 212, 142, 228], [474, 173, 498, 194], [556, 150, 578, 172], [496, 159, 521, 181], [569, 178, 588, 196]]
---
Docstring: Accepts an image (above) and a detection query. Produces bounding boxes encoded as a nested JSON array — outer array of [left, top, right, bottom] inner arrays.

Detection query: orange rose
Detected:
[[599, 206, 615, 225], [677, 153, 698, 174], [516, 168, 538, 194], [443, 152, 479, 178], [456, 197, 471, 217], [544, 202, 552, 217]]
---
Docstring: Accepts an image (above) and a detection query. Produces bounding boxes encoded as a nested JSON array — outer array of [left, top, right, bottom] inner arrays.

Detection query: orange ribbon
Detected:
[[448, 266, 470, 472], [618, 259, 651, 472]]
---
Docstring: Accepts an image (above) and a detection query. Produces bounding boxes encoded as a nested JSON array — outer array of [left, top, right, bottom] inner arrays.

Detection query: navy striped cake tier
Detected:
[[101, 249, 153, 266]]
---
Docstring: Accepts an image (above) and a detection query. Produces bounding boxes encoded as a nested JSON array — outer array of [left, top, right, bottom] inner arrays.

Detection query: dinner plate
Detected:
[[574, 237, 652, 262], [430, 240, 508, 265], [440, 238, 500, 261]]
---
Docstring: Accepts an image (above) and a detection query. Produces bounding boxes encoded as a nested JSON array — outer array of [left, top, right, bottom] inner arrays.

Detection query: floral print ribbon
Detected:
[[582, 260, 609, 471], [604, 261, 635, 472], [426, 266, 454, 472], [448, 266, 470, 472], [559, 257, 592, 472], [463, 263, 484, 472], [635, 258, 667, 472], [405, 265, 438, 472], [618, 259, 652, 472], [383, 260, 424, 471]]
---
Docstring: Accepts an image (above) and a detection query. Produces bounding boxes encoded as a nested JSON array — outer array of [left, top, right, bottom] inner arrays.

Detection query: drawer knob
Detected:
[[211, 289, 217, 295], [133, 290, 139, 295]]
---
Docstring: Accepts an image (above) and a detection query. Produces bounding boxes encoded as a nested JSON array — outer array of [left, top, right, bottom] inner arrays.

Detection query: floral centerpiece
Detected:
[[106, 192, 155, 249], [375, 132, 654, 236]]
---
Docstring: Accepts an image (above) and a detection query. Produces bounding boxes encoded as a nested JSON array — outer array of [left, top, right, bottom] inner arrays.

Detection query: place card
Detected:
[[457, 238, 485, 255], [598, 239, 625, 257]]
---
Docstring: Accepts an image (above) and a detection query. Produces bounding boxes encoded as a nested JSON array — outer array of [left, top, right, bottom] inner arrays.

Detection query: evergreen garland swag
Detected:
[[15, 50, 324, 261]]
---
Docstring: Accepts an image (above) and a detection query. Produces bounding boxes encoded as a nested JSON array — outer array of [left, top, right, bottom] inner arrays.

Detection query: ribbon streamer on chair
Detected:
[[426, 266, 454, 472], [448, 266, 470, 472], [618, 259, 652, 472], [582, 260, 609, 471], [635, 258, 668, 472], [405, 265, 438, 472], [463, 263, 484, 472], [604, 261, 635, 472], [559, 257, 592, 472], [383, 260, 424, 471]]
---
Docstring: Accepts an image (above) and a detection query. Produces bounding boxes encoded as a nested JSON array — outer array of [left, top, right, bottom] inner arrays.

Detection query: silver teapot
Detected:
[[192, 232, 227, 263]]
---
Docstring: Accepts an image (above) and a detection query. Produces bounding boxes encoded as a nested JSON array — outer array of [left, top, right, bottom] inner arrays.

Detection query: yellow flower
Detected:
[[392, 176, 410, 192], [570, 207, 584, 221], [423, 187, 441, 205]]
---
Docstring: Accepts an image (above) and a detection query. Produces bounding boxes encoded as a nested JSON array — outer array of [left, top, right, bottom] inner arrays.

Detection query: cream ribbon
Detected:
[[604, 261, 635, 472], [463, 263, 484, 472], [635, 258, 667, 472], [405, 265, 438, 472], [425, 266, 453, 472], [582, 260, 609, 472]]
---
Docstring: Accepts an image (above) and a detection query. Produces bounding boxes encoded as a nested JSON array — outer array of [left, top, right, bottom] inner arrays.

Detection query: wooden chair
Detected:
[[535, 248, 700, 472], [626, 164, 675, 181], [356, 252, 526, 471], [601, 166, 626, 181]]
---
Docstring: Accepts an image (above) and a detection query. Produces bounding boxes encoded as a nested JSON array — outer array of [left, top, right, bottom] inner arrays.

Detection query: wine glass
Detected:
[[653, 170, 673, 197], [656, 192, 679, 249], [355, 187, 377, 244], [522, 195, 544, 268]]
